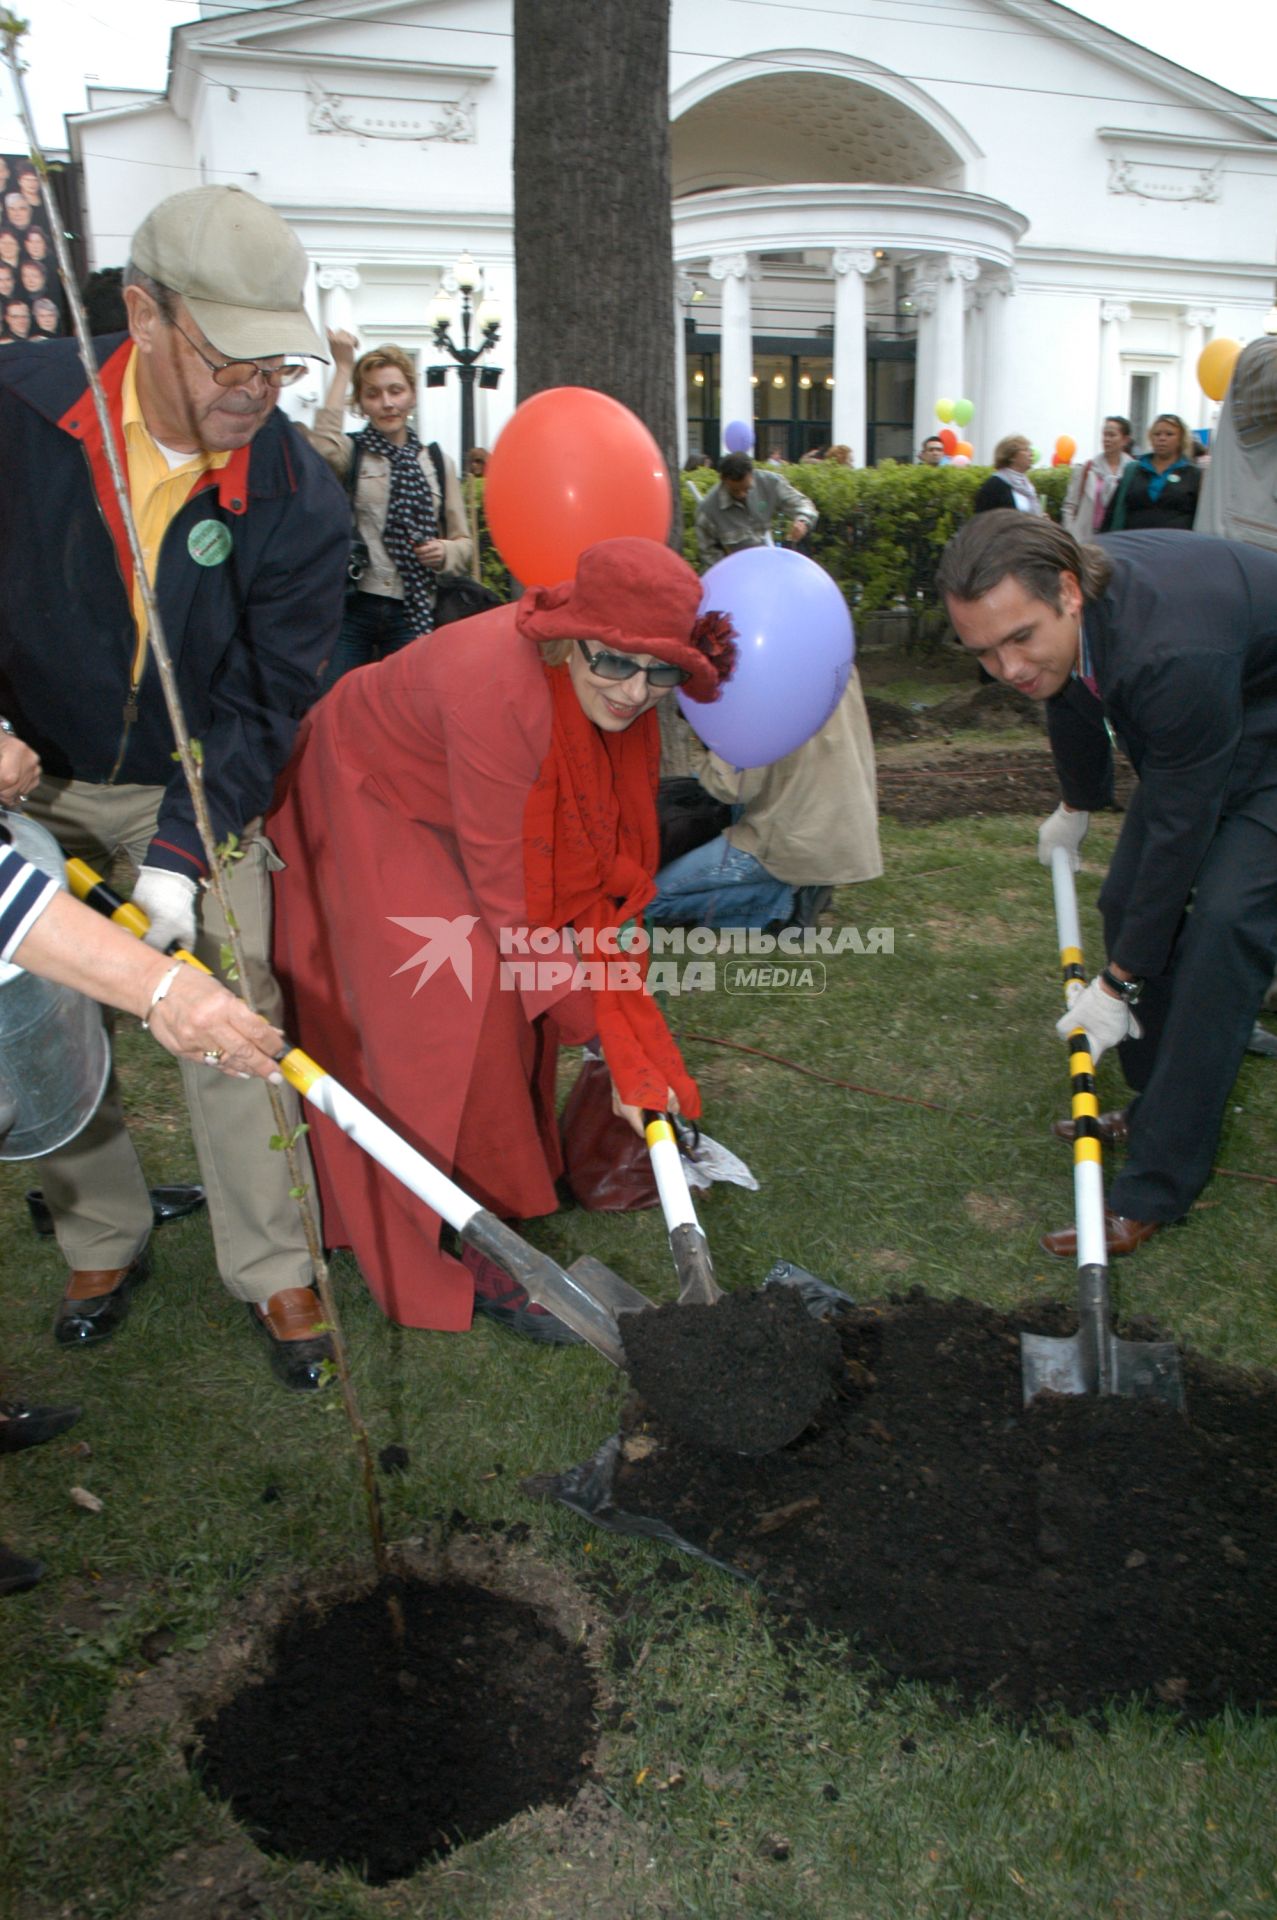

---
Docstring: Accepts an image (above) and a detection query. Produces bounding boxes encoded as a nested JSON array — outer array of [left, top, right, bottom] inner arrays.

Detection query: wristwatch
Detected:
[[0, 717, 13, 736], [1100, 966, 1143, 1005]]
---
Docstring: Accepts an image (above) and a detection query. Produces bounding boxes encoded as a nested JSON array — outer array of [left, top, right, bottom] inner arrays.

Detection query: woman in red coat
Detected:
[[269, 537, 734, 1341]]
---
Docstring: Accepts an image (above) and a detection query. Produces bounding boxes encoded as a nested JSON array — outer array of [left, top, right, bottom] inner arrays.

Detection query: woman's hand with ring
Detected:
[[143, 965, 287, 1083], [0, 733, 41, 807]]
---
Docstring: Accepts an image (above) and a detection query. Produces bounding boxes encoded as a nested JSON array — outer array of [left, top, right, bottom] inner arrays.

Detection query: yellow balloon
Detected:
[[935, 398, 955, 424], [1197, 337, 1242, 403]]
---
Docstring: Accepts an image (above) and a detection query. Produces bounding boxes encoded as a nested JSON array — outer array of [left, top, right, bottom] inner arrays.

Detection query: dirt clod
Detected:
[[620, 1287, 844, 1454]]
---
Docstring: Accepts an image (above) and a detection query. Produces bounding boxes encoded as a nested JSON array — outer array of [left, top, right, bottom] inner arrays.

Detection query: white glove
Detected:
[[132, 866, 199, 954], [1037, 803, 1090, 870], [1056, 976, 1141, 1067]]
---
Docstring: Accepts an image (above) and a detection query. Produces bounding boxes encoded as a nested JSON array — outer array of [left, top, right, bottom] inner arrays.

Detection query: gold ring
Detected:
[[202, 1048, 225, 1066]]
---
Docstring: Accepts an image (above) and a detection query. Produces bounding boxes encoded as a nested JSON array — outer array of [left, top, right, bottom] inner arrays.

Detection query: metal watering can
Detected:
[[0, 809, 110, 1161]]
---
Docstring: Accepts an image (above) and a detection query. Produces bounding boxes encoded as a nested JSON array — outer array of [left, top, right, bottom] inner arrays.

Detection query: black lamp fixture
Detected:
[[427, 250, 502, 464]]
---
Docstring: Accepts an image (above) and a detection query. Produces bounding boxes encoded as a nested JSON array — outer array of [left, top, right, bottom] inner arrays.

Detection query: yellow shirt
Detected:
[[121, 347, 230, 687]]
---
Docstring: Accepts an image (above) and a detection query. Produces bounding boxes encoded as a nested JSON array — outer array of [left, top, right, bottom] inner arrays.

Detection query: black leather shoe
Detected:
[[54, 1250, 150, 1347], [0, 1400, 81, 1454], [249, 1287, 335, 1392], [0, 1544, 44, 1597], [26, 1184, 206, 1239]]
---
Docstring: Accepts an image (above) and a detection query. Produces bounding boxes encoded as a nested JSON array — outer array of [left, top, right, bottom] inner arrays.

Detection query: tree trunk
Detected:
[[513, 0, 676, 506]]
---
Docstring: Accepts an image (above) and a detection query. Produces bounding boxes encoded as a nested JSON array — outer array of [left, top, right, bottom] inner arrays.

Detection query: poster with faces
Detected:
[[0, 155, 65, 345]]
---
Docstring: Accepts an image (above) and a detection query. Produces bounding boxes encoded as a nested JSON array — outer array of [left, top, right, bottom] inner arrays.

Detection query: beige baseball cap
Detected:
[[130, 185, 326, 361]]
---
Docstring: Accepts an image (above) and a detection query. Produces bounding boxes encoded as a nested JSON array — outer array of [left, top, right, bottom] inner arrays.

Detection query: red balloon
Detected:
[[484, 387, 672, 585], [939, 427, 958, 455]]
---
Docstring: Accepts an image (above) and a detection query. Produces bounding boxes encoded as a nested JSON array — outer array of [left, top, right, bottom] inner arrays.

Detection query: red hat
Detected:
[[514, 536, 736, 702]]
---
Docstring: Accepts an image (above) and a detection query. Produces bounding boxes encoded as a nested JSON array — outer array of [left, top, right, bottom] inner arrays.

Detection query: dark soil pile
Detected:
[[608, 1293, 1277, 1724], [876, 748, 1135, 825], [193, 1575, 596, 1884], [620, 1288, 843, 1454]]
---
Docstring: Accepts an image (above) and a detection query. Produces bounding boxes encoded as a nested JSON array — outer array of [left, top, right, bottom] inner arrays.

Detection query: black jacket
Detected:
[[0, 334, 349, 873], [1046, 531, 1277, 974]]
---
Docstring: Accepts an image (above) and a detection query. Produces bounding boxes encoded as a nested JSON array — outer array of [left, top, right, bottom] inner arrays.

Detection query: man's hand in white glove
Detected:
[[132, 866, 199, 954], [1055, 977, 1141, 1067], [1037, 803, 1090, 870]]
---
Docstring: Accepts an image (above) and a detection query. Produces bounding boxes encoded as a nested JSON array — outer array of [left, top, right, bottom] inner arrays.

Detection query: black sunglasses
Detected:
[[576, 640, 689, 689]]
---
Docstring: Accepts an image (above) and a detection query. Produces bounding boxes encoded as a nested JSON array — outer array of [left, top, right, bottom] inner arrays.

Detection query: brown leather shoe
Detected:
[[1039, 1212, 1162, 1259], [249, 1287, 335, 1392], [55, 1252, 150, 1347], [1050, 1107, 1131, 1147]]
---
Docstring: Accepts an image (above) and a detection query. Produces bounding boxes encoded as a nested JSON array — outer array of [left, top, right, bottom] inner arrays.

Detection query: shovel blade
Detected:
[[565, 1254, 658, 1322], [1021, 1328, 1185, 1410]]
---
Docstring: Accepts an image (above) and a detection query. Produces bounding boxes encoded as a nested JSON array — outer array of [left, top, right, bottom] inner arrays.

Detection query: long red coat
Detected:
[[268, 607, 602, 1329]]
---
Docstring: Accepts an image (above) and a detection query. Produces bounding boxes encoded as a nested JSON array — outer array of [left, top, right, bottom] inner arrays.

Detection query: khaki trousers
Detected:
[[24, 779, 315, 1304]]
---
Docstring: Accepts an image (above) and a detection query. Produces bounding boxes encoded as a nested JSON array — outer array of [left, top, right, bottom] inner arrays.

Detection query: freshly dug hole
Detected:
[[621, 1286, 844, 1453], [193, 1573, 596, 1885]]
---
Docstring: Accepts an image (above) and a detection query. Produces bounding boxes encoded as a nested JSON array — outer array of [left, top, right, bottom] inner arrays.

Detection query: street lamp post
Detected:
[[427, 251, 502, 468]]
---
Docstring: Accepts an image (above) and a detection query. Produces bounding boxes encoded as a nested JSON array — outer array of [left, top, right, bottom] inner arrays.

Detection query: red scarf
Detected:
[[522, 663, 700, 1119]]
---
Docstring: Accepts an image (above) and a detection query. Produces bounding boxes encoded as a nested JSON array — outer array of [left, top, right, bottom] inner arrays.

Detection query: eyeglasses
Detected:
[[171, 316, 310, 390], [576, 640, 689, 689]]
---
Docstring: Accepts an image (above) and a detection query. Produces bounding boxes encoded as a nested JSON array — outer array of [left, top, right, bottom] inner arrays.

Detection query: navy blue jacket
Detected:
[[1046, 531, 1277, 975], [0, 334, 349, 874]]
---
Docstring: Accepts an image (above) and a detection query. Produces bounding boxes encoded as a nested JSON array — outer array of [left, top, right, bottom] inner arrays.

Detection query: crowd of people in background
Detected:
[[0, 155, 63, 345]]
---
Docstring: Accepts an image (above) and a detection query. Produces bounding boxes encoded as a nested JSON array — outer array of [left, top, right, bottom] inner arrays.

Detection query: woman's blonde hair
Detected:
[[351, 344, 417, 410], [539, 637, 573, 667], [993, 433, 1031, 469]]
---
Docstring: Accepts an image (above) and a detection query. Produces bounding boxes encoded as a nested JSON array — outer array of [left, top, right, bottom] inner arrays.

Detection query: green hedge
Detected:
[[468, 462, 1073, 614]]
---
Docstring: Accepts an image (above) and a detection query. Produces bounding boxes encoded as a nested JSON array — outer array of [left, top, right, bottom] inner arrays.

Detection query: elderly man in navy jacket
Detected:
[[938, 511, 1277, 1257], [0, 186, 349, 1386]]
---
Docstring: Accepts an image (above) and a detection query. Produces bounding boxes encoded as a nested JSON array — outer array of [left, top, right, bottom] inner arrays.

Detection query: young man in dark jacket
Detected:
[[0, 185, 349, 1388], [939, 510, 1277, 1259]]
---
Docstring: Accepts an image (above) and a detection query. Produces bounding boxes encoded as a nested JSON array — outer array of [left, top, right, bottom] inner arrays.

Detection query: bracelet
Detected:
[[141, 961, 184, 1031]]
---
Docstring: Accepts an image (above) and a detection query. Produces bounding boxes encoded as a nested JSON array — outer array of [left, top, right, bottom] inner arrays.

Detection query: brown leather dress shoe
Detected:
[[54, 1252, 150, 1347], [1039, 1212, 1162, 1259], [249, 1287, 335, 1392], [1050, 1107, 1131, 1147]]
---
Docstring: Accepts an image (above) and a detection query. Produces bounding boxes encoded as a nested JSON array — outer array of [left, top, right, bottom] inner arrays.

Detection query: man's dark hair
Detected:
[[719, 452, 754, 482], [936, 508, 1114, 609], [81, 267, 127, 333]]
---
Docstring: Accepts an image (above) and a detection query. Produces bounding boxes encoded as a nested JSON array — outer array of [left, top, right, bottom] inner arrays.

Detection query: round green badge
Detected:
[[617, 917, 642, 952], [188, 519, 233, 567]]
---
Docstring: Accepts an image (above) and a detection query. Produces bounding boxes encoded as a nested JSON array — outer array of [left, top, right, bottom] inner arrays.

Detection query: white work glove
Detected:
[[132, 866, 199, 954], [1056, 977, 1141, 1067], [1037, 803, 1090, 870]]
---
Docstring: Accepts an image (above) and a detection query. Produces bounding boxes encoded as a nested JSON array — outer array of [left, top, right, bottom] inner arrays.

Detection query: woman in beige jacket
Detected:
[[304, 329, 472, 688]]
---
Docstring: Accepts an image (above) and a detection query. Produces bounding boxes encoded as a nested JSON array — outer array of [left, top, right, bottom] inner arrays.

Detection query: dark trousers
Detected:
[[1103, 796, 1277, 1221], [321, 590, 419, 692]]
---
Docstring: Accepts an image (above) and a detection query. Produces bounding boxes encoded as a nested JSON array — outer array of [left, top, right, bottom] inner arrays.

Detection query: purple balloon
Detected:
[[679, 547, 855, 767], [722, 419, 754, 454]]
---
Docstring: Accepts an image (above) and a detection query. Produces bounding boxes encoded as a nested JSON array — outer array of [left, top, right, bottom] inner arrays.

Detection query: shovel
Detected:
[[1019, 849, 1184, 1410], [643, 1109, 724, 1304], [66, 860, 656, 1370]]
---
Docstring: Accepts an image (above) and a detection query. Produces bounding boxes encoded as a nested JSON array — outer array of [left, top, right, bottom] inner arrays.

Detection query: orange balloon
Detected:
[[1197, 337, 1242, 403], [1055, 435, 1077, 463], [955, 440, 974, 460], [484, 387, 672, 585]]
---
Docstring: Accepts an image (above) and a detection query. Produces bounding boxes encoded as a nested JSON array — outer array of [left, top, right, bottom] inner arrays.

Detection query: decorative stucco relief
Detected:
[[1107, 157, 1221, 204], [306, 80, 476, 145]]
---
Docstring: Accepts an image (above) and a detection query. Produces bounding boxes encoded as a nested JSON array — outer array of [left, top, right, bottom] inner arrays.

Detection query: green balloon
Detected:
[[953, 398, 974, 427]]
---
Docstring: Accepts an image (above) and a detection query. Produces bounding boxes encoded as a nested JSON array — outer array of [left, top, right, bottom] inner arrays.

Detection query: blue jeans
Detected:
[[647, 836, 793, 929], [321, 590, 419, 692]]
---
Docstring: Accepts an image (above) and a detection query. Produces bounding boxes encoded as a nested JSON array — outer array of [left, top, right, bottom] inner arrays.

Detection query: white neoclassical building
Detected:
[[49, 0, 1277, 468]]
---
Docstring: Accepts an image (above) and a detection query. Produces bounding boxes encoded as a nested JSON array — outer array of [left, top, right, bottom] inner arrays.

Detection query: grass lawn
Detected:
[[2, 807, 1276, 1919]]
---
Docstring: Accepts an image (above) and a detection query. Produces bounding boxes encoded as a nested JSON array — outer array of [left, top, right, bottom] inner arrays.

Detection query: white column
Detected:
[[710, 251, 755, 441], [1181, 305, 1215, 429], [964, 280, 984, 431], [911, 270, 938, 454], [934, 253, 976, 412], [1098, 301, 1131, 438], [315, 264, 360, 339], [980, 269, 1016, 461], [831, 249, 874, 464], [674, 269, 695, 468]]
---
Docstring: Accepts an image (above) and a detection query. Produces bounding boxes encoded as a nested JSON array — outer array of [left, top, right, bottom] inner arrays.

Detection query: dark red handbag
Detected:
[[559, 1050, 659, 1212]]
